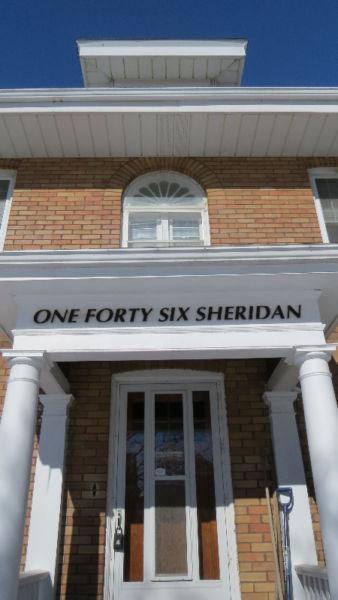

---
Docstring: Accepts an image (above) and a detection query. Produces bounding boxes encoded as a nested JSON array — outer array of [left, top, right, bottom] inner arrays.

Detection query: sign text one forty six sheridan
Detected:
[[33, 304, 302, 325]]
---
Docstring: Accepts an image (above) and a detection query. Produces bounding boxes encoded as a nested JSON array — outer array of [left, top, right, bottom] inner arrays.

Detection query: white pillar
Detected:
[[264, 391, 317, 600], [0, 351, 45, 600], [25, 394, 73, 598], [293, 347, 338, 599]]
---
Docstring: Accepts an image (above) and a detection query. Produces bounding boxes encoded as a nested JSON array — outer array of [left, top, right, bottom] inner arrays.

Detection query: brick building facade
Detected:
[[0, 40, 338, 600]]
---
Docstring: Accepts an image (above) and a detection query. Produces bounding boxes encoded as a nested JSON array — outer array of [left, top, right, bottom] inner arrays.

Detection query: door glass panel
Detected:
[[155, 480, 188, 576], [193, 391, 220, 580], [155, 394, 185, 476], [124, 392, 144, 582]]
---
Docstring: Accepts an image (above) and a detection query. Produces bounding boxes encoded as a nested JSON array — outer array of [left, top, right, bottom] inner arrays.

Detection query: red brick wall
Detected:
[[1, 156, 338, 250]]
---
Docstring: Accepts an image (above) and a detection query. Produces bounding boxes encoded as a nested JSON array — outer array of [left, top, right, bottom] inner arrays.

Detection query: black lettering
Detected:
[[68, 309, 80, 323], [207, 306, 223, 321], [224, 306, 234, 320], [85, 308, 96, 323], [287, 304, 301, 319], [159, 307, 169, 322], [129, 308, 140, 322], [96, 308, 114, 323], [235, 306, 246, 319], [114, 308, 127, 323], [141, 308, 153, 322], [51, 309, 69, 323], [169, 307, 176, 321], [256, 305, 270, 319], [34, 309, 51, 324], [248, 306, 254, 319], [177, 307, 190, 321], [271, 305, 285, 319], [195, 307, 206, 321]]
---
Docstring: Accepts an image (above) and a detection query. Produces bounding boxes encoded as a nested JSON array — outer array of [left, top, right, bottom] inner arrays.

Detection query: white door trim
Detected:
[[104, 369, 241, 600]]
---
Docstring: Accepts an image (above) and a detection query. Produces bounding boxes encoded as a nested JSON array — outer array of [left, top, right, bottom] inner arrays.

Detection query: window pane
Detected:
[[155, 480, 188, 576], [193, 391, 220, 580], [316, 178, 338, 200], [326, 224, 338, 243], [128, 213, 159, 241], [124, 392, 145, 582], [170, 213, 202, 241], [0, 180, 9, 222], [155, 394, 184, 476]]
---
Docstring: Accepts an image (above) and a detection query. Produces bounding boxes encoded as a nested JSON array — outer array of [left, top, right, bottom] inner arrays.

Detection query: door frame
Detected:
[[103, 369, 241, 600]]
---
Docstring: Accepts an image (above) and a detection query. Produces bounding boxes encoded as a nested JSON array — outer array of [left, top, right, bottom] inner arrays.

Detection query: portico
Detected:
[[0, 244, 338, 599]]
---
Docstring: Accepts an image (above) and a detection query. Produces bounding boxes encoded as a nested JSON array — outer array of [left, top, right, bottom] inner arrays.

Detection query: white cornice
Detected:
[[1, 87, 338, 112], [0, 244, 338, 269]]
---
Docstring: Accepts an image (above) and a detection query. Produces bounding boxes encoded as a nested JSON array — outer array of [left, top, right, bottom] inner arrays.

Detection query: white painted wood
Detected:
[[0, 168, 16, 250], [25, 394, 73, 597], [308, 167, 338, 244], [5, 115, 32, 157], [55, 115, 78, 157], [292, 347, 338, 600], [264, 391, 317, 600], [37, 115, 63, 157], [72, 114, 94, 157], [21, 115, 48, 157], [189, 114, 208, 156], [90, 114, 110, 156], [140, 115, 157, 155], [313, 115, 338, 155], [267, 114, 293, 156], [204, 115, 225, 156], [0, 352, 45, 600], [298, 114, 326, 156], [282, 114, 310, 156], [18, 570, 51, 600], [124, 115, 142, 156], [173, 114, 191, 156], [295, 565, 331, 599], [235, 114, 258, 156], [0, 115, 17, 158], [104, 370, 241, 600], [220, 114, 242, 155], [106, 114, 126, 156]]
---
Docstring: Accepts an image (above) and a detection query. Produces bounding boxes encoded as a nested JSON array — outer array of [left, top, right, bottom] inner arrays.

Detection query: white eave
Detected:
[[0, 87, 338, 157], [77, 39, 247, 87]]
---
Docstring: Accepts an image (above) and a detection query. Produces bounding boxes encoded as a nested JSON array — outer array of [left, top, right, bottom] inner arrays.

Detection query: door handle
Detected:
[[113, 511, 124, 551]]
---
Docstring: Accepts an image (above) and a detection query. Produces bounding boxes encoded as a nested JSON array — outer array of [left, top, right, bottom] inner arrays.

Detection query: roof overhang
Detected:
[[77, 39, 247, 87], [0, 87, 338, 157]]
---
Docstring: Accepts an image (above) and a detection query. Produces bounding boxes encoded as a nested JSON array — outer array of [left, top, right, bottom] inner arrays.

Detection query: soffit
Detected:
[[0, 88, 338, 157], [77, 40, 247, 87]]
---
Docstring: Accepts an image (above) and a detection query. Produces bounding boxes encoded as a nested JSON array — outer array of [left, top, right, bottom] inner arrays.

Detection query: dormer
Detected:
[[77, 39, 247, 88]]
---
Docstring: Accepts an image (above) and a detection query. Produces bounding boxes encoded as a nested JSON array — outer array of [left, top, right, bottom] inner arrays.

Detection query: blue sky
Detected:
[[1, 0, 338, 88]]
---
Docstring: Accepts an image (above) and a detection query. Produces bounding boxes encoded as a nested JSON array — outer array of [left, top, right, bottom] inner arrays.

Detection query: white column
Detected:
[[25, 393, 73, 597], [293, 347, 338, 599], [264, 391, 317, 600], [0, 351, 45, 600]]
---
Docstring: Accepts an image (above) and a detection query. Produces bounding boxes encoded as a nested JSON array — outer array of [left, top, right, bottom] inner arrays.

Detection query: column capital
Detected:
[[1, 350, 46, 370], [39, 393, 74, 417], [263, 390, 299, 414], [286, 345, 336, 368]]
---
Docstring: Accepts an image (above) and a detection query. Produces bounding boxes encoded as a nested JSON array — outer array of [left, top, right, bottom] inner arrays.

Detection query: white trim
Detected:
[[77, 39, 248, 58], [309, 167, 338, 244], [0, 170, 16, 250], [104, 369, 241, 600]]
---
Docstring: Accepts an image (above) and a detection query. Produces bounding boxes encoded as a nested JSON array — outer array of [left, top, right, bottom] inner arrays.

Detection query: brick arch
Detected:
[[107, 157, 224, 192]]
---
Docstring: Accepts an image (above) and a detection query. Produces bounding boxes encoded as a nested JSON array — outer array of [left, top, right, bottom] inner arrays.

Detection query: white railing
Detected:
[[296, 565, 331, 599], [17, 571, 51, 600]]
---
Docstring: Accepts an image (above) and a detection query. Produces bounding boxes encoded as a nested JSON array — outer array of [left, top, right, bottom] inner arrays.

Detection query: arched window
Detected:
[[122, 171, 210, 248]]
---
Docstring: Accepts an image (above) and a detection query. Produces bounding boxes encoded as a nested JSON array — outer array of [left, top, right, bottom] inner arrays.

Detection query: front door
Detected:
[[107, 376, 238, 600]]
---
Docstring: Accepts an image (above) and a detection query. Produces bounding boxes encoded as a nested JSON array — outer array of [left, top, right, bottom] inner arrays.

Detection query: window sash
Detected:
[[127, 211, 204, 247], [314, 176, 338, 243]]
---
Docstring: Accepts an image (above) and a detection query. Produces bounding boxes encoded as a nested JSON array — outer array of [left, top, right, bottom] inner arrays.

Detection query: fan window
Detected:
[[122, 172, 209, 248]]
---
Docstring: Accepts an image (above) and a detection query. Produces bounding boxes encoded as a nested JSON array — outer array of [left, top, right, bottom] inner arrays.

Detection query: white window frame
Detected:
[[121, 171, 210, 248], [0, 170, 16, 250], [309, 167, 338, 244]]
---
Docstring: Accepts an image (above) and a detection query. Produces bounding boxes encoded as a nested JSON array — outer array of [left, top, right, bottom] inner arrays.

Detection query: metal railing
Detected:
[[296, 565, 331, 599], [17, 571, 51, 600]]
